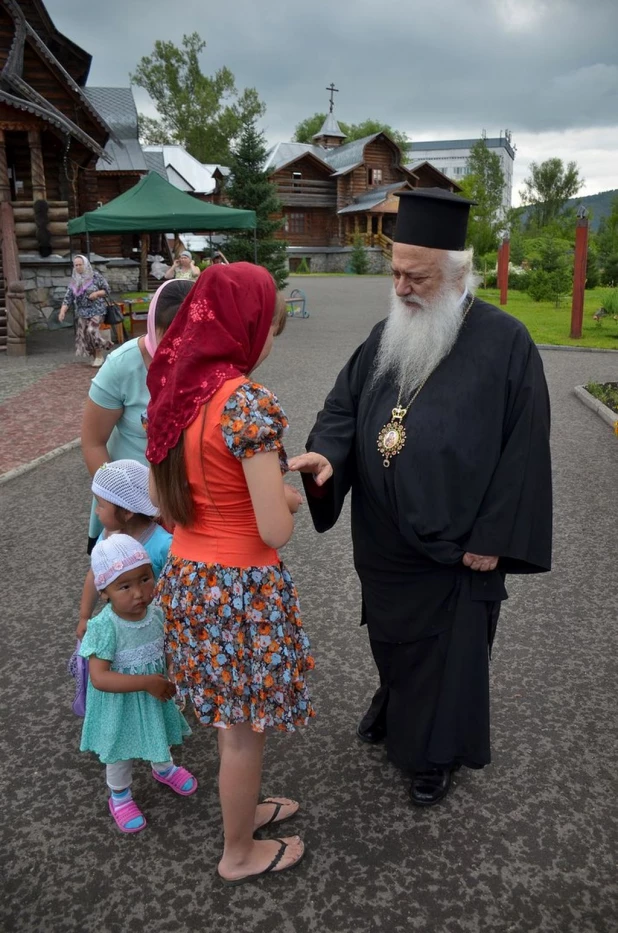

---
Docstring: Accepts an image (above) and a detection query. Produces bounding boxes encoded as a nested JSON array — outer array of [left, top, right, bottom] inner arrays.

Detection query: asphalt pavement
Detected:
[[1, 277, 617, 933]]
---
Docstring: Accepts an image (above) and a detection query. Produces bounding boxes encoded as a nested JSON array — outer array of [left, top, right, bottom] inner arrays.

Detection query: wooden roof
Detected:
[[7, 0, 92, 84], [0, 1, 111, 158]]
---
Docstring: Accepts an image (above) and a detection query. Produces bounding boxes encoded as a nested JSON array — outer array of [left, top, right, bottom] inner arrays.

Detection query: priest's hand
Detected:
[[288, 452, 333, 486], [463, 553, 499, 572]]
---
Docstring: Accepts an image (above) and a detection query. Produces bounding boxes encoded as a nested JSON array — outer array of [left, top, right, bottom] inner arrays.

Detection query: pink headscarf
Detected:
[[145, 279, 177, 358]]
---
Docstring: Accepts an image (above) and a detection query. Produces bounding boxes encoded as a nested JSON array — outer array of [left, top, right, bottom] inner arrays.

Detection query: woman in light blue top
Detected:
[[81, 278, 194, 549]]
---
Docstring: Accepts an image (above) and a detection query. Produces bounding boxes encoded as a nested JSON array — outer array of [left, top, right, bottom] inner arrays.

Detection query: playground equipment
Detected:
[[286, 288, 309, 318]]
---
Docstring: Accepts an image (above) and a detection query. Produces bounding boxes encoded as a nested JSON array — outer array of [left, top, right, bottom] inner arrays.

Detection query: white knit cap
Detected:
[[91, 533, 152, 591], [91, 460, 157, 517]]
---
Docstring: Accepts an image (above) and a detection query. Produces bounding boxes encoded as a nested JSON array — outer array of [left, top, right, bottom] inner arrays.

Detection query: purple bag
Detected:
[[68, 640, 89, 717]]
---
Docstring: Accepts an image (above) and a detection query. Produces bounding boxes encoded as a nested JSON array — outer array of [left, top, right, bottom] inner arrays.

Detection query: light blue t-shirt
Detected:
[[96, 523, 172, 580], [88, 339, 149, 538]]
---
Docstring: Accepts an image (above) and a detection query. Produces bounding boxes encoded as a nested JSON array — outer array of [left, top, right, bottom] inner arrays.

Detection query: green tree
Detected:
[[350, 236, 369, 274], [131, 33, 265, 163], [526, 237, 571, 306], [223, 120, 288, 289], [459, 140, 505, 282], [520, 158, 583, 229], [585, 245, 600, 289], [596, 194, 618, 266], [293, 113, 408, 148]]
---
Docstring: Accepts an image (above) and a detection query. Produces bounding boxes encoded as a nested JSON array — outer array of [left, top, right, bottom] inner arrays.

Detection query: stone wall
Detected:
[[286, 247, 390, 274], [20, 256, 140, 328]]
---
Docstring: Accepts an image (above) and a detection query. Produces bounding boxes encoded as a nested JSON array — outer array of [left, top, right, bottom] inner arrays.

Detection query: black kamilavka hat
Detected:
[[394, 187, 476, 251]]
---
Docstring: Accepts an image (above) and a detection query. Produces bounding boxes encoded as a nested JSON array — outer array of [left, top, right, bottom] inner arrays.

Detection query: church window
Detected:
[[288, 213, 307, 233], [368, 168, 383, 186]]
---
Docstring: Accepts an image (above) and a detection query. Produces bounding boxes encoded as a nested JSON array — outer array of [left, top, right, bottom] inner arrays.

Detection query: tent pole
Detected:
[[140, 234, 149, 291], [85, 231, 91, 260], [253, 227, 257, 264]]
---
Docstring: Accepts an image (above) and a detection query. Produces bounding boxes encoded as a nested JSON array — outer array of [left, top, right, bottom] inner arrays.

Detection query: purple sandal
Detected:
[[108, 797, 147, 833], [152, 766, 198, 796]]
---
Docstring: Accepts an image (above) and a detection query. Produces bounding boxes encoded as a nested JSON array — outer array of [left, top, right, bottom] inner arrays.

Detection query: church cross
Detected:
[[326, 82, 339, 113]]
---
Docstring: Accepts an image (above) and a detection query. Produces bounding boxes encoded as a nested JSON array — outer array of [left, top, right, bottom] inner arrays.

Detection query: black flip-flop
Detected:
[[218, 838, 305, 886], [254, 797, 299, 834]]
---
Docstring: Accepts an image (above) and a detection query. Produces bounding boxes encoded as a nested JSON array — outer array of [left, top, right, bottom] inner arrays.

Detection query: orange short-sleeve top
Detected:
[[171, 377, 289, 567]]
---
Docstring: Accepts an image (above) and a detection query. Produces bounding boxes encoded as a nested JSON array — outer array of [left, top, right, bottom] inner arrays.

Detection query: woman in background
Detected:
[[58, 255, 110, 367]]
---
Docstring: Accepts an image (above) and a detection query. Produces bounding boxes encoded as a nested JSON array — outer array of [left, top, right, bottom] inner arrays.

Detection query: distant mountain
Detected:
[[518, 189, 617, 232], [565, 189, 618, 230]]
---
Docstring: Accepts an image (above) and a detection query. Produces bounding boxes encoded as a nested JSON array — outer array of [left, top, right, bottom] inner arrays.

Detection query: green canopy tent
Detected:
[[68, 171, 256, 286]]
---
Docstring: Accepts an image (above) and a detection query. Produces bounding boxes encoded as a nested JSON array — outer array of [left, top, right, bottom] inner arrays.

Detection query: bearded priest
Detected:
[[289, 188, 552, 807]]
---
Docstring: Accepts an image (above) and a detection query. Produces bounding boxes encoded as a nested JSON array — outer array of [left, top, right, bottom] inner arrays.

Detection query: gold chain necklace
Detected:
[[376, 295, 474, 468]]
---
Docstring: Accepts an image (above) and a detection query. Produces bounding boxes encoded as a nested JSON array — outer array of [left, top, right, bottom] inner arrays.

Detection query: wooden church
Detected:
[[265, 90, 460, 254]]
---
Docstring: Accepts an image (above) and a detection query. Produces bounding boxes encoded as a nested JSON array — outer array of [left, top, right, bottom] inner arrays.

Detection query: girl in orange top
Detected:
[[147, 263, 314, 885]]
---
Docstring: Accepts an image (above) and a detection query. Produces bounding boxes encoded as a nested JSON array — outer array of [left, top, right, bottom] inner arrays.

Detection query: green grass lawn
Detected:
[[471, 288, 618, 350]]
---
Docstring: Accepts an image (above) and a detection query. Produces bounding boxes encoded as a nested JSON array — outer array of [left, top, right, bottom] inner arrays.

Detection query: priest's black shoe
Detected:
[[409, 767, 457, 806], [356, 722, 386, 744]]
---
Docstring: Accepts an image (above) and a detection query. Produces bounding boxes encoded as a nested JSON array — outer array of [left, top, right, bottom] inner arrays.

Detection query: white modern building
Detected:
[[406, 131, 516, 213]]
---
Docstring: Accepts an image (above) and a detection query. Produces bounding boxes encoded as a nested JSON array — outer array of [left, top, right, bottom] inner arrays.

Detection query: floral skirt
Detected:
[[75, 315, 105, 358], [156, 556, 315, 732]]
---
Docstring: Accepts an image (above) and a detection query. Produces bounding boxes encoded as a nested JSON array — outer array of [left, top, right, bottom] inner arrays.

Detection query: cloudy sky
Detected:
[[48, 0, 618, 205]]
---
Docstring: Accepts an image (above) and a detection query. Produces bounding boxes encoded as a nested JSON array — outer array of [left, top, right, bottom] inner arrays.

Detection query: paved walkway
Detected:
[[0, 328, 94, 476], [1, 279, 617, 933]]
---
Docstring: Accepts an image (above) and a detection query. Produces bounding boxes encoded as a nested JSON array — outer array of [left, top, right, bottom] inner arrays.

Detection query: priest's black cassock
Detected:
[[303, 296, 552, 774]]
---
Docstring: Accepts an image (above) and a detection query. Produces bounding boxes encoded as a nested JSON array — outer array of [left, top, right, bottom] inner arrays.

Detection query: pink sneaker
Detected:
[[152, 765, 197, 796]]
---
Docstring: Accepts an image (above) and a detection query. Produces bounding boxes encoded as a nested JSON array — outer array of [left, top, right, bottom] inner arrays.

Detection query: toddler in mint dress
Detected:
[[79, 534, 196, 833]]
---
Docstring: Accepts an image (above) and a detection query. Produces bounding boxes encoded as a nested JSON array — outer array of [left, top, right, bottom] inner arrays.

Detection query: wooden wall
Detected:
[[274, 207, 335, 247], [88, 172, 143, 258], [22, 42, 103, 146], [336, 137, 407, 210], [0, 5, 13, 72], [272, 156, 336, 209]]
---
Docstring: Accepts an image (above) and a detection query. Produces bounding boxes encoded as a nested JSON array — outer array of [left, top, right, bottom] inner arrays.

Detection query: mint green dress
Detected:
[[79, 603, 191, 764]]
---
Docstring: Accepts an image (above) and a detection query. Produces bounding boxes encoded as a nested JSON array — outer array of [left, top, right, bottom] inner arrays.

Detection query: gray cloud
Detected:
[[48, 0, 618, 141]]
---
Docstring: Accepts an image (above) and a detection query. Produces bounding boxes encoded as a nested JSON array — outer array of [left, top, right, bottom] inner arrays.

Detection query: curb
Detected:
[[538, 344, 618, 354], [573, 385, 618, 432], [0, 437, 81, 485]]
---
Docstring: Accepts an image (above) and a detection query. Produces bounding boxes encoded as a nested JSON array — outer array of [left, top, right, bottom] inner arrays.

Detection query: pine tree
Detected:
[[223, 121, 288, 289], [350, 236, 369, 274]]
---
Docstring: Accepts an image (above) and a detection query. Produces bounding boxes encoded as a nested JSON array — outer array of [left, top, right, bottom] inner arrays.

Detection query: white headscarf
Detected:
[[69, 255, 95, 297]]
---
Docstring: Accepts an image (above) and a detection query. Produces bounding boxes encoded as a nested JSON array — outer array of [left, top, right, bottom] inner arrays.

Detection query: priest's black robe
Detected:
[[303, 296, 552, 773]]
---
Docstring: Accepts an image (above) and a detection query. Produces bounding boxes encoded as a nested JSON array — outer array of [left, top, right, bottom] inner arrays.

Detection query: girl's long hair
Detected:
[[151, 290, 287, 527]]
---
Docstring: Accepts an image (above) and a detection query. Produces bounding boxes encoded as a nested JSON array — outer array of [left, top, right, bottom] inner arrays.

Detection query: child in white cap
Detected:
[[77, 460, 171, 639], [79, 534, 197, 833]]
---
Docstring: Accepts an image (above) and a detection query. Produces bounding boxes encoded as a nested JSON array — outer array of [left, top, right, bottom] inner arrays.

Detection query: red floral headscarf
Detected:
[[146, 262, 276, 464]]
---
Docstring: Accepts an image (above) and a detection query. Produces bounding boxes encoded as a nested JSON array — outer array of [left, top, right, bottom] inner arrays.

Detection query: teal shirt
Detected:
[[88, 339, 149, 538]]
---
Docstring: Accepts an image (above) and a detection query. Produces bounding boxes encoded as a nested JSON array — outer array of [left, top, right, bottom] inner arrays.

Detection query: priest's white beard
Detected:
[[373, 285, 467, 398]]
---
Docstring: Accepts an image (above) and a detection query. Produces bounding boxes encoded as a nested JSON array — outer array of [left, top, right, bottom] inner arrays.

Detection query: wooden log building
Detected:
[[265, 113, 461, 257]]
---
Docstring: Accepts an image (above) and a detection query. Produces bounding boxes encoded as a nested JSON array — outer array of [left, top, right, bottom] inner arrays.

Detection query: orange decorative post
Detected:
[[498, 236, 510, 306], [570, 206, 589, 339]]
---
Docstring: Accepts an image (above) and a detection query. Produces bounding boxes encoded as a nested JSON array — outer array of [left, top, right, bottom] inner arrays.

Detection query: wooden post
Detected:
[[7, 280, 26, 355], [0, 130, 11, 202], [354, 215, 359, 237], [377, 214, 383, 238], [28, 129, 47, 202], [140, 233, 150, 291], [366, 213, 372, 246], [570, 210, 589, 339], [499, 238, 510, 305]]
